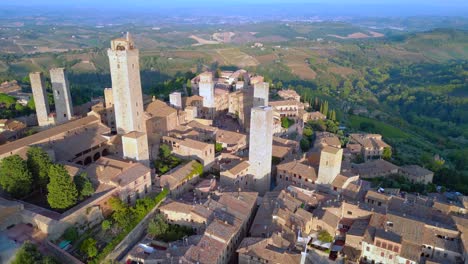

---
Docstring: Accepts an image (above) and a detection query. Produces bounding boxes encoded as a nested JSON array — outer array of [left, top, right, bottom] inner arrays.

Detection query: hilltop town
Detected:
[[0, 33, 467, 264]]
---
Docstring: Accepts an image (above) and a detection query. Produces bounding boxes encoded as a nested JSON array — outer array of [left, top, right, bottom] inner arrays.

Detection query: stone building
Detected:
[[157, 160, 202, 198], [29, 72, 54, 127], [162, 136, 215, 170], [220, 160, 251, 188], [198, 72, 215, 111], [253, 81, 269, 107], [50, 68, 73, 124], [348, 133, 390, 160], [86, 156, 152, 204], [237, 233, 302, 264], [0, 115, 111, 165], [278, 89, 301, 102], [216, 129, 247, 154], [276, 159, 317, 190], [317, 146, 343, 185], [248, 106, 273, 195], [107, 32, 149, 165], [107, 32, 146, 135], [399, 165, 434, 184], [169, 92, 182, 109]]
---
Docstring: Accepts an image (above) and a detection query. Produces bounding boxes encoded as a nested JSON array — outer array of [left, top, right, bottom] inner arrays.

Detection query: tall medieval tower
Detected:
[[50, 68, 73, 124], [248, 106, 273, 195], [108, 33, 149, 166], [30, 72, 53, 127], [108, 32, 145, 134]]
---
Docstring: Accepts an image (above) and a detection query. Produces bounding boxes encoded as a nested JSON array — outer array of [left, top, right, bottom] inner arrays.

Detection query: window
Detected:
[[366, 246, 370, 252], [376, 241, 381, 247], [388, 244, 393, 251], [347, 211, 353, 215], [382, 242, 387, 249], [393, 246, 399, 252], [443, 253, 447, 258], [389, 255, 393, 260], [381, 252, 384, 257]]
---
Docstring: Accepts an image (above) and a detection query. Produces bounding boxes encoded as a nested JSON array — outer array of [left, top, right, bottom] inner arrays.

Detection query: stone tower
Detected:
[[108, 32, 146, 134], [108, 33, 149, 166], [29, 72, 53, 127], [104, 88, 114, 108], [199, 72, 215, 108], [317, 146, 343, 185], [253, 81, 269, 107], [50, 68, 73, 124], [248, 106, 273, 195], [169, 92, 182, 109]]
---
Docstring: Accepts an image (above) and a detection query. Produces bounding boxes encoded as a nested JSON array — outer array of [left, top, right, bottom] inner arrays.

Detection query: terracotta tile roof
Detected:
[[237, 233, 301, 263], [0, 115, 100, 156], [349, 133, 389, 150], [277, 159, 317, 181], [400, 165, 433, 177], [399, 240, 422, 262], [352, 159, 399, 177], [216, 129, 246, 145], [269, 99, 301, 107], [86, 156, 150, 187], [322, 145, 342, 155], [223, 160, 250, 177], [272, 145, 291, 158], [159, 160, 199, 189], [146, 99, 177, 118], [183, 235, 226, 264]]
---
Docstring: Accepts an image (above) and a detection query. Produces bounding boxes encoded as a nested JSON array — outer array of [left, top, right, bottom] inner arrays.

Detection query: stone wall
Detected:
[[105, 197, 167, 262], [45, 240, 84, 264]]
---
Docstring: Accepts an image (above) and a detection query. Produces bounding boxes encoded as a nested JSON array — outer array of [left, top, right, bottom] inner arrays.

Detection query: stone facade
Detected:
[[253, 81, 269, 107], [169, 92, 182, 109], [29, 72, 54, 127], [248, 106, 273, 195], [50, 68, 73, 124], [107, 33, 146, 135], [317, 146, 343, 185]]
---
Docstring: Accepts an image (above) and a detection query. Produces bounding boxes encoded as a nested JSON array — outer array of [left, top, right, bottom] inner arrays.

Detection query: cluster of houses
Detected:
[[0, 33, 466, 264]]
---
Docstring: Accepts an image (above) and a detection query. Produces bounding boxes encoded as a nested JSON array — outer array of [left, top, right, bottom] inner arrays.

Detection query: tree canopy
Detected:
[[0, 155, 33, 198], [26, 147, 52, 191], [74, 172, 94, 199], [80, 238, 98, 259], [47, 164, 78, 209]]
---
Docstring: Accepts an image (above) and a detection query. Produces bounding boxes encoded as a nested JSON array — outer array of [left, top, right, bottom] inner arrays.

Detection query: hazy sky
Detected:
[[4, 0, 468, 16]]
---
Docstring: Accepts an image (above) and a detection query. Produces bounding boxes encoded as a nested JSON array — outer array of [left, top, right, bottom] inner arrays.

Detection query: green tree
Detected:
[[101, 220, 111, 231], [148, 214, 169, 238], [47, 164, 78, 209], [12, 242, 42, 264], [215, 142, 223, 152], [63, 226, 79, 242], [27, 147, 52, 191], [74, 172, 94, 199], [0, 155, 33, 198], [383, 147, 392, 160], [80, 238, 98, 259], [300, 138, 310, 152], [318, 230, 333, 243], [303, 127, 313, 138], [281, 117, 293, 128], [159, 144, 172, 159]]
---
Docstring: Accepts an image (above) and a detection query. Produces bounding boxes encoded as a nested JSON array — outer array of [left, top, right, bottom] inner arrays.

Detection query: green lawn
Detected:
[[348, 115, 411, 139]]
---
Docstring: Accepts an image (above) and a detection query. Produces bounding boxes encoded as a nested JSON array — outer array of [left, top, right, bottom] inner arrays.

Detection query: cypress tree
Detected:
[[47, 164, 78, 210]]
